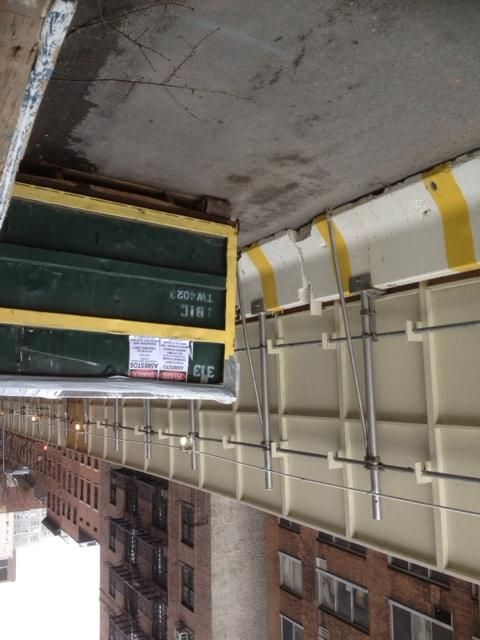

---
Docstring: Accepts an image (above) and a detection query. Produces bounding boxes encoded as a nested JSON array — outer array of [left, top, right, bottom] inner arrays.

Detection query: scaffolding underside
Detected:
[[3, 274, 480, 583]]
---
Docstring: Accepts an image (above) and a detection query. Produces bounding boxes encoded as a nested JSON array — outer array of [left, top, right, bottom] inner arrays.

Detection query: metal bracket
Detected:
[[251, 298, 265, 315], [268, 338, 283, 355], [328, 451, 344, 470], [322, 332, 337, 350], [349, 273, 373, 293], [406, 320, 424, 342], [364, 455, 383, 471], [272, 440, 289, 458], [222, 435, 235, 450], [310, 294, 323, 316], [415, 461, 433, 484]]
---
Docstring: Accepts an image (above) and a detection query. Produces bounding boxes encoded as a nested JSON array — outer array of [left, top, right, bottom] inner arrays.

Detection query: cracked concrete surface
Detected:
[[25, 0, 480, 245]]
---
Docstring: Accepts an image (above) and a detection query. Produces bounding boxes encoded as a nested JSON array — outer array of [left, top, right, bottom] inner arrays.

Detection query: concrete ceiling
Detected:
[[25, 0, 480, 245]]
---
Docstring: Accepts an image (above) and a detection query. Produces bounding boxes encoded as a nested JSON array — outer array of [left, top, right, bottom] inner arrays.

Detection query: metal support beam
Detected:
[[259, 311, 273, 490], [360, 290, 382, 521], [188, 400, 198, 471], [144, 400, 152, 460], [63, 398, 68, 441], [1, 400, 5, 474], [326, 213, 368, 446], [83, 398, 89, 445], [114, 399, 120, 452]]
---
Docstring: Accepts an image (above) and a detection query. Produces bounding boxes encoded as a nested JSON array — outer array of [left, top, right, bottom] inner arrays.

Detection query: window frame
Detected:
[[181, 503, 194, 547], [388, 556, 450, 588], [279, 518, 301, 533], [181, 564, 194, 611], [317, 531, 367, 557], [152, 488, 168, 531], [317, 568, 369, 631], [389, 599, 453, 640], [279, 551, 303, 596], [109, 478, 117, 506], [109, 520, 116, 552], [109, 569, 116, 598], [280, 614, 304, 640]]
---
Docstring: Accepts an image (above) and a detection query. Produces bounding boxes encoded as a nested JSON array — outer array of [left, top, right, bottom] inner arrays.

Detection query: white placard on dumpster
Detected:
[[129, 336, 190, 380]]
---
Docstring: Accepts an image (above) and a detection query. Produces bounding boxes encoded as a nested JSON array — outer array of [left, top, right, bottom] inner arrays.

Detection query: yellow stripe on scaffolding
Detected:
[[423, 165, 476, 271]]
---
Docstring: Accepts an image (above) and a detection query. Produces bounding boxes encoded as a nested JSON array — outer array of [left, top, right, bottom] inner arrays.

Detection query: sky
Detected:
[[0, 534, 99, 639]]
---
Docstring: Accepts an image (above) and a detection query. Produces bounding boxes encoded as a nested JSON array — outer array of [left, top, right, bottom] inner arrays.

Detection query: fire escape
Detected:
[[108, 470, 168, 640]]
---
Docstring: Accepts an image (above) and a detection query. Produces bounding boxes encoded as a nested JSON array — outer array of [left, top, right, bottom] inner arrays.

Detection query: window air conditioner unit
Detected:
[[318, 626, 330, 640], [175, 630, 191, 640], [316, 557, 327, 570]]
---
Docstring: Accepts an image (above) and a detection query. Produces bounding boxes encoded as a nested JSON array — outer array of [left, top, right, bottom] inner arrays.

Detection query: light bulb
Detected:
[[179, 436, 188, 447], [75, 423, 82, 431]]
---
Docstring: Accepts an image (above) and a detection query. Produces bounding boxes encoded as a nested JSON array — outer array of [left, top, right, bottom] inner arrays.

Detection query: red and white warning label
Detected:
[[129, 336, 190, 380]]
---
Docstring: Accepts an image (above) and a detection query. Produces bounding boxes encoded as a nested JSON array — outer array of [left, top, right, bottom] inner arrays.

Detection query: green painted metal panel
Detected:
[[0, 192, 233, 386], [2, 199, 227, 276], [0, 325, 224, 384], [0, 243, 225, 329]]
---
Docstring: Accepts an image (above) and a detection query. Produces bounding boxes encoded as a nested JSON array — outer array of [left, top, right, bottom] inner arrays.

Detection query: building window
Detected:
[[86, 482, 91, 506], [94, 486, 99, 510], [109, 521, 116, 552], [125, 584, 138, 619], [94, 458, 99, 470], [318, 531, 367, 556], [152, 489, 167, 531], [281, 614, 304, 640], [279, 518, 301, 533], [80, 479, 84, 502], [390, 601, 453, 640], [181, 564, 194, 611], [67, 504, 71, 520], [67, 473, 72, 494], [389, 557, 449, 587], [81, 455, 84, 465], [62, 470, 66, 489], [109, 478, 117, 506], [126, 482, 137, 516], [74, 476, 78, 498], [317, 569, 369, 630], [279, 552, 302, 596], [73, 508, 77, 525], [47, 492, 51, 509], [109, 570, 115, 598], [473, 583, 479, 600], [181, 504, 194, 547], [152, 545, 167, 589]]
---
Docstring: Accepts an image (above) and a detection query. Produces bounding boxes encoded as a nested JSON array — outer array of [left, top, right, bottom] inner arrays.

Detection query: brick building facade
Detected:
[[101, 467, 268, 640], [267, 516, 480, 640], [6, 432, 103, 544]]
